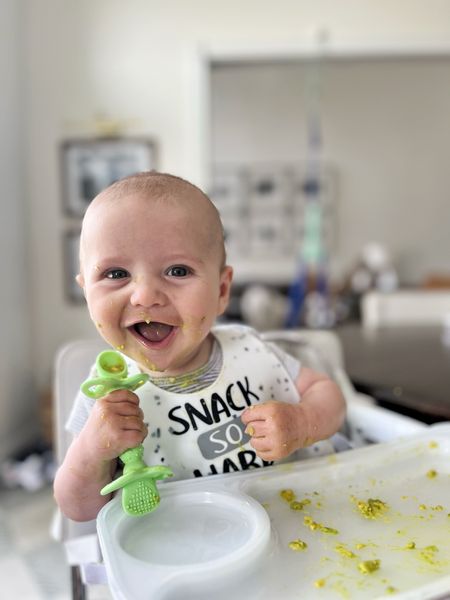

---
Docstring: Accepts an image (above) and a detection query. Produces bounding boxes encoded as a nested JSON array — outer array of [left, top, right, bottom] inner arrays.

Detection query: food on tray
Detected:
[[351, 496, 389, 519], [357, 559, 381, 574], [288, 539, 308, 551]]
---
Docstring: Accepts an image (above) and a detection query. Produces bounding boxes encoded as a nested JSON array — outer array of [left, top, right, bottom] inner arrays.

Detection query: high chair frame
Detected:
[[52, 329, 426, 600]]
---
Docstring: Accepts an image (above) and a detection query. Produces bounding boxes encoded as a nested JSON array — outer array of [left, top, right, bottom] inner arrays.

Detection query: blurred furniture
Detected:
[[52, 331, 425, 599], [337, 323, 450, 422], [422, 273, 450, 289], [361, 290, 450, 329]]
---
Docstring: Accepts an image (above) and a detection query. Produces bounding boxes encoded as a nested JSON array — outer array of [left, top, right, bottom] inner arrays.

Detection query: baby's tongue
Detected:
[[136, 322, 173, 342]]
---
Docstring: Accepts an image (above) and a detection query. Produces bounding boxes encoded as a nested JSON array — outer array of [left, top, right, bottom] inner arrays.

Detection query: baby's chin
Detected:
[[124, 333, 213, 376], [141, 361, 164, 374], [131, 348, 183, 375]]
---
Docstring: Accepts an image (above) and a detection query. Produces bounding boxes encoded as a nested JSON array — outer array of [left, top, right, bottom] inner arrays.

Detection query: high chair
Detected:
[[52, 330, 426, 600], [52, 338, 108, 599]]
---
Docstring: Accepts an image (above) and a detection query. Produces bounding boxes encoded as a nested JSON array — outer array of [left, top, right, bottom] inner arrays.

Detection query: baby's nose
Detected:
[[130, 277, 167, 307]]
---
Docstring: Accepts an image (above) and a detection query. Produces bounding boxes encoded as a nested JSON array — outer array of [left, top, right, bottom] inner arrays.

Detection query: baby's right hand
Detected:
[[81, 389, 148, 461]]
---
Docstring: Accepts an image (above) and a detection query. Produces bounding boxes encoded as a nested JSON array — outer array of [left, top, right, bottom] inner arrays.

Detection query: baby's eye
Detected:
[[166, 265, 191, 277], [105, 268, 130, 280]]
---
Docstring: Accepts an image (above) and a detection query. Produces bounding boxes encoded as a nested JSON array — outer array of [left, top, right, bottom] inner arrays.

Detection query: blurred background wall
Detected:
[[210, 58, 450, 285], [0, 0, 35, 459], [2, 0, 450, 458]]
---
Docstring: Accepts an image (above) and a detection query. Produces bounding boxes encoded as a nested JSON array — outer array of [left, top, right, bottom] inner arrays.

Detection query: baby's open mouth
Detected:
[[132, 321, 174, 343]]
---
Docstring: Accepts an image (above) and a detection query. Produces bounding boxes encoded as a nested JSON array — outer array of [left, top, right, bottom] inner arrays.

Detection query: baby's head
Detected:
[[77, 171, 233, 375], [81, 171, 226, 267]]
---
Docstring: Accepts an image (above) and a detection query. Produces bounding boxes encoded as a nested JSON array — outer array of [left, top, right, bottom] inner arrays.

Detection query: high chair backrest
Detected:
[[261, 329, 344, 373], [53, 337, 107, 547], [54, 338, 107, 466]]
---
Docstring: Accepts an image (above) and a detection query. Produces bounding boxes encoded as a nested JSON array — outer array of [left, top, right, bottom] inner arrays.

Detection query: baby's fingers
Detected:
[[241, 400, 285, 424], [241, 404, 267, 425], [244, 420, 268, 439], [248, 433, 291, 461], [97, 425, 147, 454], [96, 391, 144, 419], [102, 388, 140, 406], [120, 415, 148, 433], [98, 414, 148, 451]]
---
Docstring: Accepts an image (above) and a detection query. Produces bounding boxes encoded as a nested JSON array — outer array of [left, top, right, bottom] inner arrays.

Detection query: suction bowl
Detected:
[[98, 488, 271, 600]]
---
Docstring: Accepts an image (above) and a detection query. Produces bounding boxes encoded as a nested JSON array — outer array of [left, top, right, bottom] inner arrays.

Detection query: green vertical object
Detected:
[[81, 350, 173, 516], [101, 446, 172, 515], [302, 201, 324, 266]]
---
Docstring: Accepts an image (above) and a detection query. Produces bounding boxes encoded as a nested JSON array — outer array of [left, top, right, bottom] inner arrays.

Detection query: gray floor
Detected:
[[0, 484, 111, 599], [0, 484, 70, 598]]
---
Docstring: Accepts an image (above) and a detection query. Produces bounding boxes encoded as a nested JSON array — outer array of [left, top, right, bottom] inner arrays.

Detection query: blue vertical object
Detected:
[[285, 177, 328, 327], [285, 263, 308, 328]]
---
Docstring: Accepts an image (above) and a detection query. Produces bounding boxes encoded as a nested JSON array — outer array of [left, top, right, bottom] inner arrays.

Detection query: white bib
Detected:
[[130, 325, 329, 480]]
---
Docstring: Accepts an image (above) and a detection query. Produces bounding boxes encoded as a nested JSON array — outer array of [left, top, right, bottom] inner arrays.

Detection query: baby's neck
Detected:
[[143, 335, 222, 394], [146, 334, 214, 378]]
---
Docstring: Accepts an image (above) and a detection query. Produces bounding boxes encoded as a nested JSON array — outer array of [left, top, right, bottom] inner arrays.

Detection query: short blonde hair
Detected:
[[83, 171, 227, 268]]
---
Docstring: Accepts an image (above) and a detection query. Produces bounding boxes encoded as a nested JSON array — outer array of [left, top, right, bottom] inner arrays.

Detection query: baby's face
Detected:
[[79, 192, 232, 374]]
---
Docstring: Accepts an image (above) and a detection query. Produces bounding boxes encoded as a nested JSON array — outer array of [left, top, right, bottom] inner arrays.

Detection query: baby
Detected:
[[53, 171, 345, 521]]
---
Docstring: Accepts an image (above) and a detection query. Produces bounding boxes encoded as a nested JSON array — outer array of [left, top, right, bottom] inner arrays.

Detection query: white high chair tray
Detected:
[[97, 424, 450, 600]]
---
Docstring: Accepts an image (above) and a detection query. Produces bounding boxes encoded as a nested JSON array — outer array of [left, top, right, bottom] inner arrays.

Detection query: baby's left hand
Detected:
[[241, 401, 307, 461]]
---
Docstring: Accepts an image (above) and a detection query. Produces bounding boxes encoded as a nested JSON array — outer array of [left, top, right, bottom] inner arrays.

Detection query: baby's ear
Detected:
[[217, 265, 233, 314], [75, 272, 85, 289]]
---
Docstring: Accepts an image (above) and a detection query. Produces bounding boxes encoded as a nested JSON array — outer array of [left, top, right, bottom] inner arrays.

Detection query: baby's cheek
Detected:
[[182, 315, 207, 337], [87, 298, 106, 325], [91, 316, 123, 349]]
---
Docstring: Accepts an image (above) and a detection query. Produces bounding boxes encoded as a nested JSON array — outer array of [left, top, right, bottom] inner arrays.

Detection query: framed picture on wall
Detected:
[[60, 137, 157, 217], [63, 230, 84, 303]]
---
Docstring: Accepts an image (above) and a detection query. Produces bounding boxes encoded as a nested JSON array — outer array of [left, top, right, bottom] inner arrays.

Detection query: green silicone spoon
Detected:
[[81, 350, 173, 516]]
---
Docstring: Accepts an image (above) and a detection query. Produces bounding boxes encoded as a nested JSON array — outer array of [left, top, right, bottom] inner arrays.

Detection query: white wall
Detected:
[[22, 0, 450, 395], [0, 0, 38, 459], [211, 57, 450, 284]]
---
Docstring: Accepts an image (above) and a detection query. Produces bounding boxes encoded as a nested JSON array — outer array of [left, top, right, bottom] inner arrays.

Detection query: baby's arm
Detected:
[[241, 367, 346, 461], [53, 389, 148, 521]]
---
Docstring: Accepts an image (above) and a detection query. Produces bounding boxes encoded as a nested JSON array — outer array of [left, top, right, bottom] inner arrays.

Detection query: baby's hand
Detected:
[[81, 389, 148, 461], [241, 401, 307, 461]]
